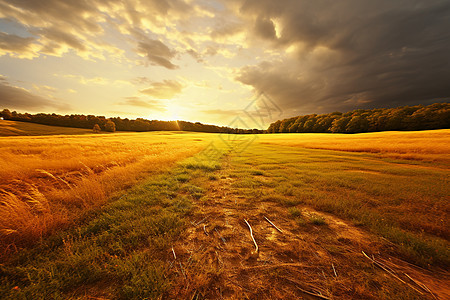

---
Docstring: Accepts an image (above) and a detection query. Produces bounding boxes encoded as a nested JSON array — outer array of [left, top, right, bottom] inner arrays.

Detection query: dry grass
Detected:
[[261, 129, 450, 164], [0, 131, 212, 254]]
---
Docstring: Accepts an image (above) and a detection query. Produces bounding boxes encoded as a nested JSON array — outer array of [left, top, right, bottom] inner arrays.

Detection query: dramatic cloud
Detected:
[[0, 0, 189, 62], [0, 0, 449, 125], [0, 0, 106, 59], [253, 17, 276, 40], [233, 0, 450, 114], [0, 0, 102, 33], [0, 81, 69, 111], [139, 80, 184, 99]]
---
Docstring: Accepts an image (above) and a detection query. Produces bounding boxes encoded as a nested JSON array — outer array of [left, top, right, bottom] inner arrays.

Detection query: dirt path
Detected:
[[167, 165, 449, 299]]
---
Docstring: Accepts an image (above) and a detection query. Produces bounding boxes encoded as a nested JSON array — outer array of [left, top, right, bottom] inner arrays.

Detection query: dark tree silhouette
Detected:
[[0, 110, 263, 134], [267, 103, 449, 134]]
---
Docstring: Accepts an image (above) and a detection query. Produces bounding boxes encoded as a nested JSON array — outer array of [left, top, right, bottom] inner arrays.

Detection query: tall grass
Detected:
[[0, 132, 212, 255]]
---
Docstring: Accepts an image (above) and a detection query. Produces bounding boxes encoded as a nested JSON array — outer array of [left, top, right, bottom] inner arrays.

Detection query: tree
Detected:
[[267, 120, 281, 133], [346, 115, 369, 133], [330, 117, 351, 133], [279, 119, 291, 133], [1, 109, 12, 119], [303, 115, 317, 132], [105, 120, 116, 132], [93, 124, 101, 133]]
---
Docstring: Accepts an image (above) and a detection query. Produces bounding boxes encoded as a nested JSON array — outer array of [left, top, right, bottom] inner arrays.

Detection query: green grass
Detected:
[[288, 207, 306, 226], [181, 160, 221, 172], [288, 207, 302, 218], [309, 214, 326, 225]]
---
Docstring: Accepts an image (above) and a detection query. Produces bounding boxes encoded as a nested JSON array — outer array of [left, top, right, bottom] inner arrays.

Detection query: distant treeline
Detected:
[[0, 109, 263, 134], [268, 103, 450, 133]]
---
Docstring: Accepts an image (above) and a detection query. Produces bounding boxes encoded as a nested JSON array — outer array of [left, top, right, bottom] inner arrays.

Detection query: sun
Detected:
[[158, 101, 182, 121]]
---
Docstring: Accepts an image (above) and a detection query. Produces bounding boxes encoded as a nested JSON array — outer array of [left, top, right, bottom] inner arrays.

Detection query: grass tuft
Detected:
[[309, 214, 326, 225], [288, 207, 302, 218], [182, 161, 221, 171]]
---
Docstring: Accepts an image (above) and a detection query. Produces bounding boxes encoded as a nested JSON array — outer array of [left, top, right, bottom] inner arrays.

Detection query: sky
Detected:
[[0, 0, 449, 129]]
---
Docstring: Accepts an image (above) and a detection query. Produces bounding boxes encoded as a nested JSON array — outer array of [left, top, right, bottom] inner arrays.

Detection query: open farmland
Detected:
[[0, 130, 210, 253], [0, 128, 449, 299]]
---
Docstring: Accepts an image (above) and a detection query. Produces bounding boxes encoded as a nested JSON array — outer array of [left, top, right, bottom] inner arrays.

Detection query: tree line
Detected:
[[0, 109, 263, 134], [267, 103, 450, 133], [2, 102, 448, 135]]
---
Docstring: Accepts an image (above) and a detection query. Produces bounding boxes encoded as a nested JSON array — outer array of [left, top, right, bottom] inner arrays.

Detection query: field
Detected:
[[0, 119, 94, 136], [0, 126, 209, 251], [0, 125, 449, 299]]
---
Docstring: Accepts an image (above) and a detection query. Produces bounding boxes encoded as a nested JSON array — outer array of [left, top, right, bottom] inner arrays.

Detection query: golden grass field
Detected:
[[0, 125, 210, 251], [258, 129, 450, 163], [0, 121, 449, 299], [0, 123, 448, 252]]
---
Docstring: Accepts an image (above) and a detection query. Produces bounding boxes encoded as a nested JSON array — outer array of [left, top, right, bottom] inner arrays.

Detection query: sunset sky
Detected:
[[1, 0, 449, 128]]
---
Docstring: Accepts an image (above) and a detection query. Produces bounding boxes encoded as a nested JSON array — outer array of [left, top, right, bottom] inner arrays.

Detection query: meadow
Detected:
[[0, 124, 449, 299], [235, 131, 450, 267], [259, 129, 450, 163], [0, 125, 210, 254]]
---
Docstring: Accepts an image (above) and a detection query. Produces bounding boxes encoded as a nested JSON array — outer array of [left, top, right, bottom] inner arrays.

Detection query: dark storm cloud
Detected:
[[235, 0, 450, 114], [253, 17, 276, 40], [0, 81, 70, 111]]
